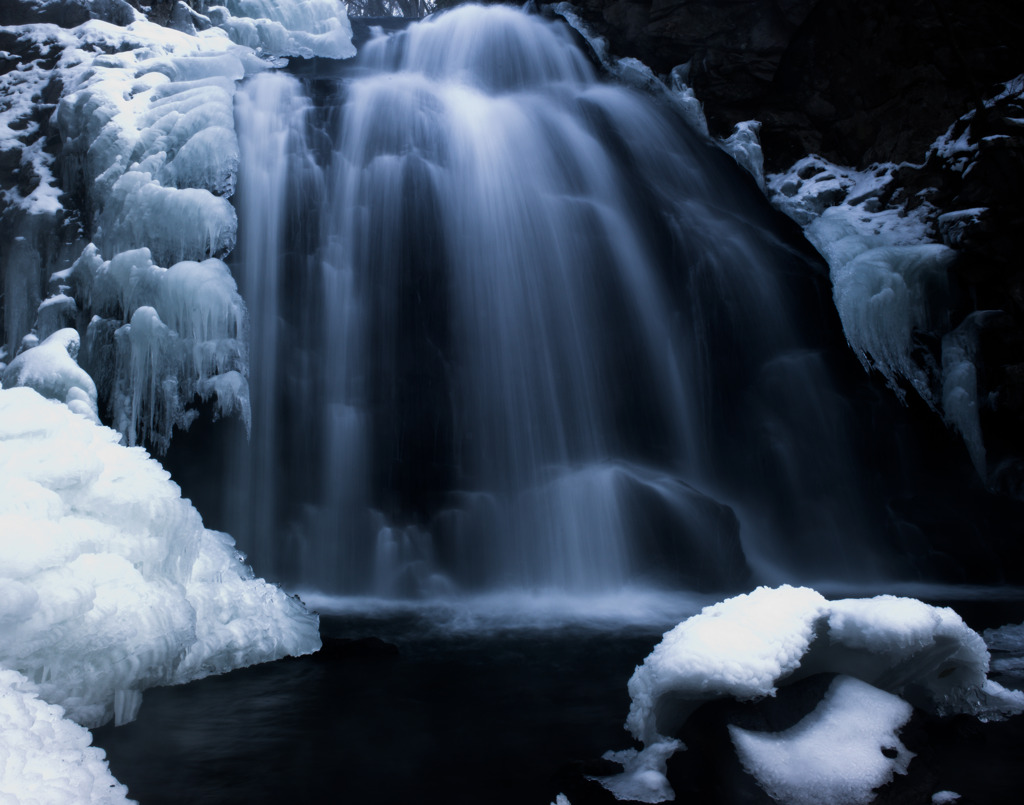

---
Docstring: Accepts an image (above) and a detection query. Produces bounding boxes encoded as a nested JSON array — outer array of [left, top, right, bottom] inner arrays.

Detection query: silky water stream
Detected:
[[224, 4, 888, 599]]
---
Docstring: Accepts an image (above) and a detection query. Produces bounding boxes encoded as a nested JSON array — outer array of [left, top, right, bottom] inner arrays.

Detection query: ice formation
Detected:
[[984, 621, 1024, 680], [941, 312, 992, 479], [601, 586, 1024, 802], [769, 157, 953, 404], [216, 0, 356, 60], [53, 20, 247, 266], [0, 669, 131, 805], [720, 120, 765, 190], [76, 244, 250, 452], [729, 675, 914, 805], [0, 386, 321, 730], [767, 75, 1024, 480], [1, 0, 356, 456]]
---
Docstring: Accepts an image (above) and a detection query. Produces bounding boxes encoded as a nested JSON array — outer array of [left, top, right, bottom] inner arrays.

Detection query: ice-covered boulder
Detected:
[[0, 386, 320, 729], [602, 585, 1024, 802]]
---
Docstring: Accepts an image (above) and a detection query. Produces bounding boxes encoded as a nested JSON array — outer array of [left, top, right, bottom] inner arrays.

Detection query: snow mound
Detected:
[[606, 586, 1023, 802], [627, 586, 1021, 747], [0, 387, 320, 729], [0, 669, 131, 805], [729, 675, 914, 805]]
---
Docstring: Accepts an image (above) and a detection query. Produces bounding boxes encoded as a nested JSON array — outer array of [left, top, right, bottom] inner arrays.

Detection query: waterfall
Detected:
[[230, 5, 882, 596]]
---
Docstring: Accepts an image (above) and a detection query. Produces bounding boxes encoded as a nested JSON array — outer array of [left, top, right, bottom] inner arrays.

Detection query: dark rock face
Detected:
[[564, 0, 816, 148], [564, 0, 1024, 172]]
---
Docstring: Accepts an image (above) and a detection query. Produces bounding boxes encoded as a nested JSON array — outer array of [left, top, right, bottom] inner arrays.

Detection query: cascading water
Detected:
[[230, 5, 884, 597]]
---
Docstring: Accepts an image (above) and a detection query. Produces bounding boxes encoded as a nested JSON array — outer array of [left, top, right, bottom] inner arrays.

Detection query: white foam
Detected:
[[298, 588, 712, 635]]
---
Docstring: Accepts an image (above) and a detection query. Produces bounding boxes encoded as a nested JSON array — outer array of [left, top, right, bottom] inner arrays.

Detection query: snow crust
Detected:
[[603, 586, 1024, 802], [729, 675, 914, 805], [0, 386, 320, 730], [0, 669, 131, 804]]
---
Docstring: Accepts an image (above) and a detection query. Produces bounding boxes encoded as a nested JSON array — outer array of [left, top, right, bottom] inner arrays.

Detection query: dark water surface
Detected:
[[92, 592, 1024, 805], [93, 614, 660, 804]]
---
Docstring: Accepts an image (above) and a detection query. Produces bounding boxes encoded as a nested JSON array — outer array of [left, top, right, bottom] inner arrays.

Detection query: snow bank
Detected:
[[0, 669, 131, 804], [729, 675, 914, 805], [602, 586, 1024, 802], [0, 386, 320, 729]]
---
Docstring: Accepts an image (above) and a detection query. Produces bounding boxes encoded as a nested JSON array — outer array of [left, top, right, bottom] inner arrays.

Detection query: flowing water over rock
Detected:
[[228, 5, 882, 596]]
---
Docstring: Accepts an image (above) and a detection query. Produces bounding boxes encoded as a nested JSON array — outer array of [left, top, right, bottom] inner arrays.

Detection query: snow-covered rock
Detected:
[[767, 75, 1024, 484], [0, 386, 320, 730], [600, 585, 1024, 802]]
